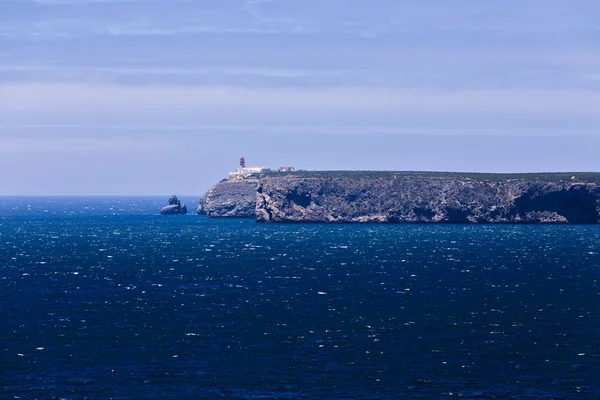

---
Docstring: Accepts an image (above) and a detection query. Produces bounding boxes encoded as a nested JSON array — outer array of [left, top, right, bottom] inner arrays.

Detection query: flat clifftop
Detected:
[[271, 170, 600, 183], [256, 173, 600, 223]]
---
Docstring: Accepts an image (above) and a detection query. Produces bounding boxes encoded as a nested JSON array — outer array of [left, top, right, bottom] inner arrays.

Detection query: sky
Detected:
[[1, 0, 600, 195]]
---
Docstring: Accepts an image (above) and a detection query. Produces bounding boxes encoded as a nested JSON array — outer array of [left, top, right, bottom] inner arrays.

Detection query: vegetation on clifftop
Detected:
[[271, 171, 600, 183]]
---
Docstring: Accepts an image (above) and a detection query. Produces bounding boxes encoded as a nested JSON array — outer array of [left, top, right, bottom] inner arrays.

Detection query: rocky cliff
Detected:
[[198, 177, 258, 218], [255, 172, 600, 223]]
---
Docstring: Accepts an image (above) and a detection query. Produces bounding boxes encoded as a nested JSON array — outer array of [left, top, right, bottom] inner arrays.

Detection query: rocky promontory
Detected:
[[198, 171, 600, 223], [198, 176, 259, 218], [160, 195, 188, 215], [254, 172, 600, 223]]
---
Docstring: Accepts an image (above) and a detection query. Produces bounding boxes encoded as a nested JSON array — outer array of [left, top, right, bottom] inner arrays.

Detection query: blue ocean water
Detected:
[[1, 198, 600, 399]]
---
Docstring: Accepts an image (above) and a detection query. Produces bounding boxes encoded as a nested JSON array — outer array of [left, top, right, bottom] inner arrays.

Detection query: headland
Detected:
[[198, 158, 600, 223]]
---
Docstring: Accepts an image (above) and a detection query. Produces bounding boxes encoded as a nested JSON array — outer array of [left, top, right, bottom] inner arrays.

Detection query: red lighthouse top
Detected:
[[240, 156, 246, 168]]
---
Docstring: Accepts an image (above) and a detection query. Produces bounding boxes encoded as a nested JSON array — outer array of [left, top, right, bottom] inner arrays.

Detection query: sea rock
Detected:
[[161, 195, 188, 215], [198, 176, 258, 218], [254, 172, 600, 223]]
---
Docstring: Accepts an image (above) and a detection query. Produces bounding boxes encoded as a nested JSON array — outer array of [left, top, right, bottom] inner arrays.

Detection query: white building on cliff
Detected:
[[229, 156, 271, 177]]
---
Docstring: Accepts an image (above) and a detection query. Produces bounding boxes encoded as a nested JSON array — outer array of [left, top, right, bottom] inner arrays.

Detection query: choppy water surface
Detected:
[[1, 198, 600, 399]]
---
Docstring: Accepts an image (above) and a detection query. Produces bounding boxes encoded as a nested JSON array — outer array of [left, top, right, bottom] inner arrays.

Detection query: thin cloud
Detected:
[[0, 21, 316, 39], [3, 124, 597, 137], [2, 83, 600, 116], [0, 137, 175, 153], [105, 25, 316, 36], [31, 0, 193, 4], [0, 65, 354, 79]]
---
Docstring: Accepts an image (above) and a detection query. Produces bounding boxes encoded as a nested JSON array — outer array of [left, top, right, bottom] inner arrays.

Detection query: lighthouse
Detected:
[[230, 156, 271, 177]]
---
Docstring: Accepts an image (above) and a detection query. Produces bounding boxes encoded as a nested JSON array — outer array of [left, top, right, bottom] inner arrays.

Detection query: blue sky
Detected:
[[1, 0, 600, 195]]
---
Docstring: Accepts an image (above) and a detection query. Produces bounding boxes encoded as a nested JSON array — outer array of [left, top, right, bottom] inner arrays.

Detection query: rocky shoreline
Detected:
[[198, 172, 600, 224]]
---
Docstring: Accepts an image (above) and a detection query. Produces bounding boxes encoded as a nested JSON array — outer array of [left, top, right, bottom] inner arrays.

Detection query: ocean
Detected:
[[1, 197, 599, 399]]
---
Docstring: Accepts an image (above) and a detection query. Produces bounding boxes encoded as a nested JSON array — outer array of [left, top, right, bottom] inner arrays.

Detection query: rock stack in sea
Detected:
[[160, 195, 188, 215]]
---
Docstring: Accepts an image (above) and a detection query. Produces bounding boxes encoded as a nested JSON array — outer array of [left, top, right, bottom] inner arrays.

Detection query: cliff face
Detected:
[[198, 177, 258, 218], [255, 173, 600, 223]]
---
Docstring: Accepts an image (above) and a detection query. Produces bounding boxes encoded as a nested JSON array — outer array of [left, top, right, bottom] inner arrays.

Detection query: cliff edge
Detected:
[[198, 176, 258, 218], [255, 172, 600, 223]]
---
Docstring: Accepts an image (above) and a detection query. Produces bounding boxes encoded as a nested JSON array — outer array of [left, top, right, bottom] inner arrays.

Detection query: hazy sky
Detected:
[[1, 0, 600, 195]]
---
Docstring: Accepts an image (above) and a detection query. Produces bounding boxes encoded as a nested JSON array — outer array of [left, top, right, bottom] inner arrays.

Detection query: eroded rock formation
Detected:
[[161, 195, 188, 215]]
